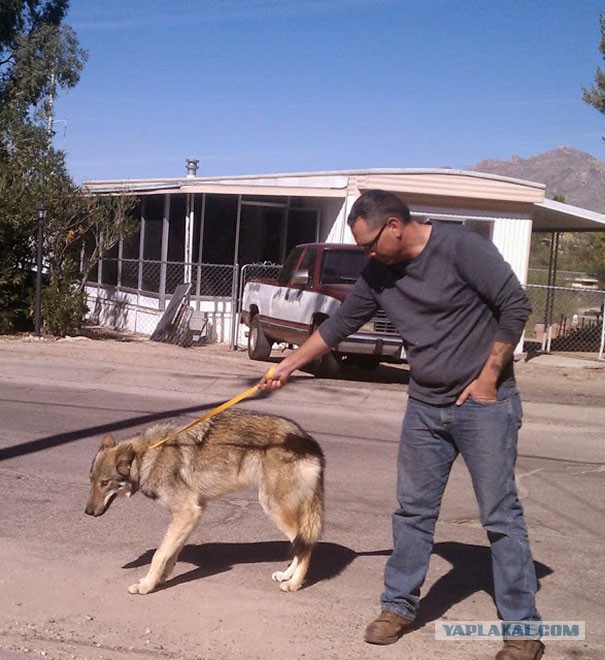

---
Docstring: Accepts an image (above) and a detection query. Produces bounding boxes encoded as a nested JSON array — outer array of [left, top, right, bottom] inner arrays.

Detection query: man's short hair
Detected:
[[347, 190, 411, 229]]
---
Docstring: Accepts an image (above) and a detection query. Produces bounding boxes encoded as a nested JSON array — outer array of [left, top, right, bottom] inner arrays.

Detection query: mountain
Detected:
[[471, 146, 605, 214]]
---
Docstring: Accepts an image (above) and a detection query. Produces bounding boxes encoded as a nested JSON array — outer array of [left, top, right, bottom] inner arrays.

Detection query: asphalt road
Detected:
[[0, 336, 603, 660]]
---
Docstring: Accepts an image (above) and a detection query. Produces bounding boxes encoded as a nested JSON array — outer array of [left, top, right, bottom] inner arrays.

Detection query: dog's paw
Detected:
[[271, 570, 288, 583], [272, 570, 302, 592], [278, 579, 302, 592], [128, 580, 154, 595]]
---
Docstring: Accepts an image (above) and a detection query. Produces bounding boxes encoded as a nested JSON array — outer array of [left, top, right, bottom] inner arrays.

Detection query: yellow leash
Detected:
[[148, 367, 275, 450]]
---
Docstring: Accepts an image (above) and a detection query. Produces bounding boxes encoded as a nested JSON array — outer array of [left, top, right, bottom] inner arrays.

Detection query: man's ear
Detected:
[[115, 445, 135, 477], [101, 434, 116, 449]]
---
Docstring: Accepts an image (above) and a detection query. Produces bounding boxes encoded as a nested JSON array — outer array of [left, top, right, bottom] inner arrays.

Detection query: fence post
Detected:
[[598, 296, 605, 360], [543, 232, 560, 354], [229, 264, 240, 350]]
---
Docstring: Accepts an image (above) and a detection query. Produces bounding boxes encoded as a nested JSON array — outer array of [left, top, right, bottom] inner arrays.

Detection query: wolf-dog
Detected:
[[85, 409, 324, 594]]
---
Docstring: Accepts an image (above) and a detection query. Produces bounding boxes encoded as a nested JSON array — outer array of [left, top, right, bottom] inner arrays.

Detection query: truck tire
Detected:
[[349, 355, 381, 370], [311, 350, 342, 378], [309, 317, 342, 378], [248, 315, 273, 361]]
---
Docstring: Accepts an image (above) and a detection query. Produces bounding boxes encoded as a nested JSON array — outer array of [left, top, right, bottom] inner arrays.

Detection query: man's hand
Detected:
[[258, 362, 293, 391], [257, 329, 333, 392], [455, 340, 514, 406], [456, 377, 498, 405]]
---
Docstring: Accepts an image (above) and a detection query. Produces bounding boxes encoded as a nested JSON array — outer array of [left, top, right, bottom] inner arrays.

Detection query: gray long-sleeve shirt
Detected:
[[318, 221, 532, 405]]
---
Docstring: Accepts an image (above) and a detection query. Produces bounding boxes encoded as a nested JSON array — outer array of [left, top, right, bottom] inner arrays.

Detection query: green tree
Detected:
[[580, 14, 605, 288], [0, 1, 136, 335], [40, 180, 137, 335], [583, 12, 605, 114], [1, 1, 86, 152]]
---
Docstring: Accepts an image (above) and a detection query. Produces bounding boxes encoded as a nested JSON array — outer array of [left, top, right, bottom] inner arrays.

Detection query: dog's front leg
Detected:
[[128, 506, 203, 595]]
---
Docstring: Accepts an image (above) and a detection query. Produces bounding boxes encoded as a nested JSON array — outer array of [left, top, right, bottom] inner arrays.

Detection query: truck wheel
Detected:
[[309, 317, 342, 378], [248, 315, 273, 361], [349, 355, 381, 371], [311, 350, 342, 378]]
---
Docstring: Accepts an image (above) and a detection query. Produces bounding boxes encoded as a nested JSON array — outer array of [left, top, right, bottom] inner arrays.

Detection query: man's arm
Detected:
[[455, 231, 532, 405], [455, 340, 514, 405]]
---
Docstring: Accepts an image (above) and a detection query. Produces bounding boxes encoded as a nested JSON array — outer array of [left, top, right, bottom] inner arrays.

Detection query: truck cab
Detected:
[[241, 243, 406, 377]]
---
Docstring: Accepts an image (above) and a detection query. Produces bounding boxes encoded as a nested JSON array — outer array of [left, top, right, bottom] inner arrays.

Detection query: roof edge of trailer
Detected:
[[82, 167, 546, 194]]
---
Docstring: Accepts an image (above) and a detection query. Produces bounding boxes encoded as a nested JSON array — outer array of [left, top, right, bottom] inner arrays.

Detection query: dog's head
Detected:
[[85, 435, 136, 517]]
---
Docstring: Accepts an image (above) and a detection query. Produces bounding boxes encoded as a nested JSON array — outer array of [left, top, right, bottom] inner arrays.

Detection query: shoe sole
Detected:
[[364, 633, 403, 645], [496, 642, 545, 660]]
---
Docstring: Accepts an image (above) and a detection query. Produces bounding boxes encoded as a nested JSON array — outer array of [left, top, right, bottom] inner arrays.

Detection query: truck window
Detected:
[[320, 250, 368, 284], [277, 247, 303, 286], [298, 248, 318, 282]]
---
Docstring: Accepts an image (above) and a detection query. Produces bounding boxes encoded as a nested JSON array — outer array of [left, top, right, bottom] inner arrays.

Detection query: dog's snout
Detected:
[[85, 497, 105, 516]]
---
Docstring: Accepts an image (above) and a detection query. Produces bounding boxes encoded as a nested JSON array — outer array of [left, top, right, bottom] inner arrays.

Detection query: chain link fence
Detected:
[[86, 258, 280, 344], [528, 268, 602, 289], [87, 258, 238, 340], [239, 262, 283, 293], [94, 259, 236, 299], [525, 284, 605, 359]]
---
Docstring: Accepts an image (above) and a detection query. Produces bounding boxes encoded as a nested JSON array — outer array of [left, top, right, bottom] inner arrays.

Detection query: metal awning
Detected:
[[532, 199, 605, 232]]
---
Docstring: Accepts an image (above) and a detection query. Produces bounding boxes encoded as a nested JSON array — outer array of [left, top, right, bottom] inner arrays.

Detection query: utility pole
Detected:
[[34, 204, 47, 337], [46, 72, 67, 146], [47, 72, 55, 145]]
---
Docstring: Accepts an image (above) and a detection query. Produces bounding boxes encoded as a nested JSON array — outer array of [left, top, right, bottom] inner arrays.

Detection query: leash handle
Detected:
[[261, 366, 276, 383], [148, 366, 276, 450]]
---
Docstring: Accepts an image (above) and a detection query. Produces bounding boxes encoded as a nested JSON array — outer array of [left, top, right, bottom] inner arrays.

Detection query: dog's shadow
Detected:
[[123, 540, 553, 620], [123, 540, 374, 591]]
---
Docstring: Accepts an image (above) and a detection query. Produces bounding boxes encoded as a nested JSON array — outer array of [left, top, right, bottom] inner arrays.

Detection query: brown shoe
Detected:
[[364, 610, 414, 645], [495, 639, 545, 659]]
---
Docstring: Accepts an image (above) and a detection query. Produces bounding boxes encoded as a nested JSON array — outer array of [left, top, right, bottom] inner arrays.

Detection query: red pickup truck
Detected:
[[240, 243, 406, 377]]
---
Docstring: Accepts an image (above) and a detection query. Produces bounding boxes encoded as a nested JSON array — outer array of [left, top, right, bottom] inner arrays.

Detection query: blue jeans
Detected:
[[381, 385, 541, 623]]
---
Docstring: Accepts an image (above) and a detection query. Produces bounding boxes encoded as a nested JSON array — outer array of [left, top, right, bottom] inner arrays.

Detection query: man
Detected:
[[260, 190, 544, 660]]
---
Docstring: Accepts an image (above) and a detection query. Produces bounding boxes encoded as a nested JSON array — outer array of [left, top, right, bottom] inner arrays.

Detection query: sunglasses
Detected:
[[360, 221, 389, 253]]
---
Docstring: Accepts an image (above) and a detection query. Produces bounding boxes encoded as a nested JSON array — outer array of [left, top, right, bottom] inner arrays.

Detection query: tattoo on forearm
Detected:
[[489, 343, 513, 376]]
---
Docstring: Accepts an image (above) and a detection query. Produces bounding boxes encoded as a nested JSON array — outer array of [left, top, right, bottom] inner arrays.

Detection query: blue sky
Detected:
[[55, 0, 605, 184]]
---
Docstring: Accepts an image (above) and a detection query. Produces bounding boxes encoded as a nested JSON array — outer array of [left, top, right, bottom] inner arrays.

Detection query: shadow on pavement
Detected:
[[416, 541, 553, 626], [0, 401, 223, 462], [0, 382, 277, 462], [0, 359, 406, 462], [123, 541, 391, 591], [122, 539, 553, 616]]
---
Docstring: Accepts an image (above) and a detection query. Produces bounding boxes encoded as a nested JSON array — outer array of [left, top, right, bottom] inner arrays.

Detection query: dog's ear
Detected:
[[102, 434, 116, 450], [115, 444, 135, 477]]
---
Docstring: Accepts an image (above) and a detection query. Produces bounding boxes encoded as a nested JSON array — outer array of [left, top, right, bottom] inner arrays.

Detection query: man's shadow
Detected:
[[416, 542, 553, 626], [124, 540, 552, 622]]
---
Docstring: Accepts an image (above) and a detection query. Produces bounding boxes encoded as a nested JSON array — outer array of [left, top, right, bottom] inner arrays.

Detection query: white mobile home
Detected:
[[83, 165, 605, 346]]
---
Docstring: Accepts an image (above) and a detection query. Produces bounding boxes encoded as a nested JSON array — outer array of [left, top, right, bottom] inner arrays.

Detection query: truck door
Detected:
[[268, 246, 305, 325], [269, 246, 317, 330], [278, 247, 318, 331]]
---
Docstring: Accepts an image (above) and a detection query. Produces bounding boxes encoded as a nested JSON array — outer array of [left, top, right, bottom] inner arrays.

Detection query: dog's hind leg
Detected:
[[128, 505, 204, 595], [270, 532, 314, 592], [258, 479, 300, 588], [261, 458, 324, 592], [272, 555, 297, 581], [281, 543, 313, 592]]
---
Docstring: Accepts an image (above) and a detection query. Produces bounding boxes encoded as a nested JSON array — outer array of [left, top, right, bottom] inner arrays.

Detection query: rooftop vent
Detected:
[[185, 158, 199, 178]]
